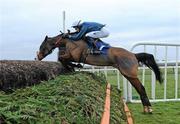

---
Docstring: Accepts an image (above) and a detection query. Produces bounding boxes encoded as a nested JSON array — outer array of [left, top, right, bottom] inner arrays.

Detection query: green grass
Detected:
[[128, 102, 180, 124], [0, 72, 126, 124], [97, 68, 180, 124]]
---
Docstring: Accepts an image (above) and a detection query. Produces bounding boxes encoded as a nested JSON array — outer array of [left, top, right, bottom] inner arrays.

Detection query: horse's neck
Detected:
[[64, 39, 88, 62]]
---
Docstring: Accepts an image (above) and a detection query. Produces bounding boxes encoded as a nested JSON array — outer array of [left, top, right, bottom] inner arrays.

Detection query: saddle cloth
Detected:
[[95, 40, 111, 54]]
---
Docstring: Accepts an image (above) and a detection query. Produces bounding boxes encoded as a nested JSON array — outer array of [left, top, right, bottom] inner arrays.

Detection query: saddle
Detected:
[[84, 37, 111, 55]]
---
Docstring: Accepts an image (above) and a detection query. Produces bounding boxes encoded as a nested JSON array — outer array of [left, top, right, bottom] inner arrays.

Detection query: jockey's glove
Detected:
[[62, 33, 69, 39]]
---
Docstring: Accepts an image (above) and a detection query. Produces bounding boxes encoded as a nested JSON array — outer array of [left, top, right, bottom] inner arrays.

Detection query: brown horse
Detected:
[[36, 34, 163, 113]]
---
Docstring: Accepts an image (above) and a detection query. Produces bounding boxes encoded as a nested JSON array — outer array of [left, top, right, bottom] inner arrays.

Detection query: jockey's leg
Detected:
[[85, 37, 101, 55], [85, 37, 95, 48], [98, 27, 109, 38], [85, 27, 109, 55], [86, 27, 109, 38]]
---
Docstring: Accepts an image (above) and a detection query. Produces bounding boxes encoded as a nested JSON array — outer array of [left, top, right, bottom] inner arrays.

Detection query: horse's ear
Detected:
[[45, 35, 48, 41]]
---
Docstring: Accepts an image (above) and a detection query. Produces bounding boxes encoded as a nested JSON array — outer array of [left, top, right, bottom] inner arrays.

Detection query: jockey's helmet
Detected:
[[72, 20, 81, 28]]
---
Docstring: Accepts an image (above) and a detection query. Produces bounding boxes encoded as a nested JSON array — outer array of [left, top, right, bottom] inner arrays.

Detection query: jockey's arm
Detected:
[[68, 26, 88, 41], [67, 29, 78, 35]]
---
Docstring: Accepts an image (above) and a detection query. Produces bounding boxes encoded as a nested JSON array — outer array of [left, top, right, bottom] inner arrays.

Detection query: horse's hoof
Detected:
[[143, 106, 153, 114]]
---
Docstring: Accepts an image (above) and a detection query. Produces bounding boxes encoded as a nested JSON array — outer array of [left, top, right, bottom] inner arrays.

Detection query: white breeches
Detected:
[[85, 27, 109, 38]]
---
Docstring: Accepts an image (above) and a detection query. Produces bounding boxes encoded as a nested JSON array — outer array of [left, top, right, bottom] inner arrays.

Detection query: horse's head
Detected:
[[36, 33, 71, 60], [36, 35, 59, 60]]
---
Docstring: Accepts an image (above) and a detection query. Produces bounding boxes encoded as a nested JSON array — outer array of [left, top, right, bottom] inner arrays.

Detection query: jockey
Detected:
[[68, 20, 110, 54]]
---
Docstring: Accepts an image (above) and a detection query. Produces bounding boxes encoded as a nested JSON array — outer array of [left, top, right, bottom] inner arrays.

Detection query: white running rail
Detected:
[[128, 42, 180, 102]]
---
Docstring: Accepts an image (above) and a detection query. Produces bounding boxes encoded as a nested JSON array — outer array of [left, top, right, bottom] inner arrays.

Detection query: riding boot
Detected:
[[86, 37, 101, 55], [90, 49, 101, 55]]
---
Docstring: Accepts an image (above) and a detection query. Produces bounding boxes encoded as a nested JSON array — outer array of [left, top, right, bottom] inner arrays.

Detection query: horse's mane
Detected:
[[40, 32, 87, 51]]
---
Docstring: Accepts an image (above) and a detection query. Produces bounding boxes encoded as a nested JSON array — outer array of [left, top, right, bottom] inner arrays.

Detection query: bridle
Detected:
[[55, 36, 63, 47]]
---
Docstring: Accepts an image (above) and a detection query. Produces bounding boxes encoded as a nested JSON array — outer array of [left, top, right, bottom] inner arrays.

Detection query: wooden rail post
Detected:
[[101, 83, 111, 124]]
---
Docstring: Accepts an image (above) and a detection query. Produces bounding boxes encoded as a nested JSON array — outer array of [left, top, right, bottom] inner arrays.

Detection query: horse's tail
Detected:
[[135, 53, 163, 84]]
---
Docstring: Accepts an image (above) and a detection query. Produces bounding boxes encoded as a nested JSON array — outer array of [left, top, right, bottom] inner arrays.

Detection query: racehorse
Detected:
[[36, 33, 163, 113]]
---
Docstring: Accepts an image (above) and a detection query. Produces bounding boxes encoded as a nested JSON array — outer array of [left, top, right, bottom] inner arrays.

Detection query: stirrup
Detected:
[[90, 49, 101, 55]]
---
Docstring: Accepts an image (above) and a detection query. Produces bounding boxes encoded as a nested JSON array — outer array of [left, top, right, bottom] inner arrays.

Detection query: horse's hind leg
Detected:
[[125, 76, 153, 113]]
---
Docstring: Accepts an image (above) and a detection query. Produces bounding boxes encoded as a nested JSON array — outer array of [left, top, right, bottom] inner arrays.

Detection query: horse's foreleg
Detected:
[[125, 77, 153, 114]]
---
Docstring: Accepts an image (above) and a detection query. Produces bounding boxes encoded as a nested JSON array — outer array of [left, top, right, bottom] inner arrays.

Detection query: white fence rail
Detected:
[[80, 42, 180, 103], [129, 42, 180, 102]]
